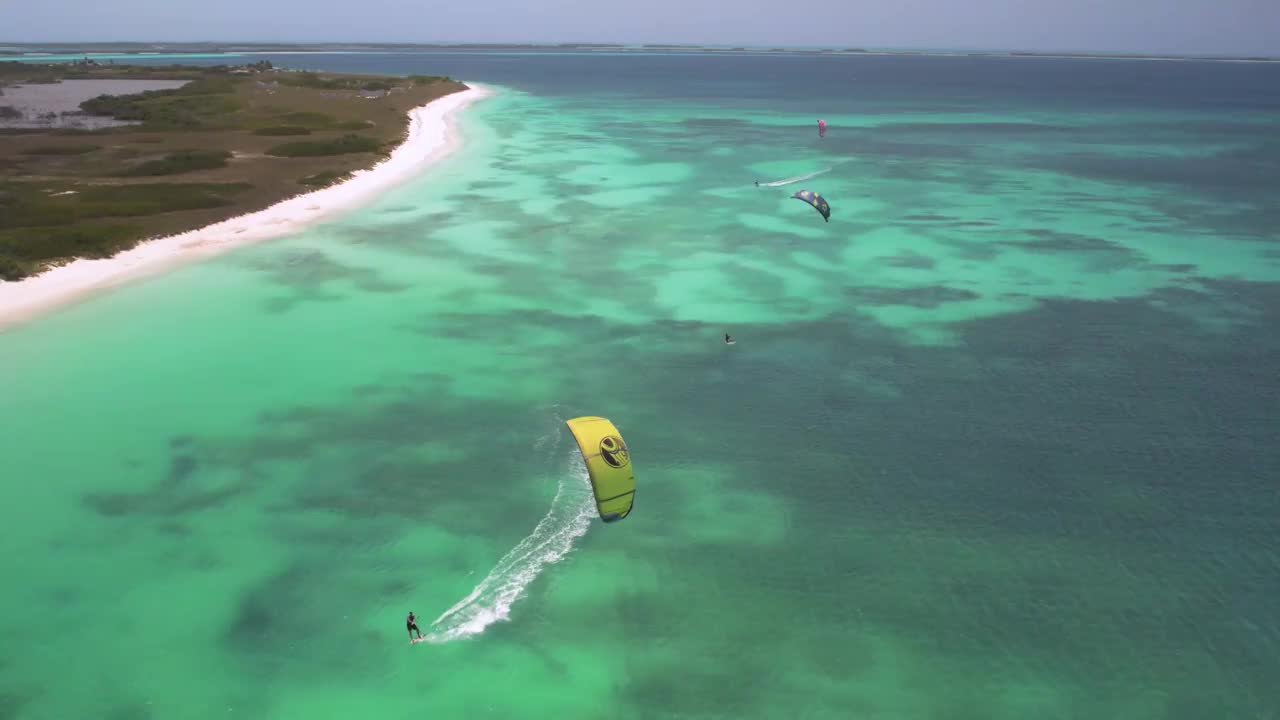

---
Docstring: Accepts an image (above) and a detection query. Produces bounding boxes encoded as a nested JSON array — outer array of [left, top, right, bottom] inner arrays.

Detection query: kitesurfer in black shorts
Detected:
[[407, 611, 422, 641]]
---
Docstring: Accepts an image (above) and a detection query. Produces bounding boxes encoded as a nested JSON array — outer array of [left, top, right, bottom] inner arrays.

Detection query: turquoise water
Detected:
[[2, 54, 1279, 719]]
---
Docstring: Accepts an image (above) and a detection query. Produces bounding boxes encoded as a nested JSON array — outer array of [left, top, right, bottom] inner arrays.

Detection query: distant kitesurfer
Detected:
[[407, 611, 422, 641], [754, 181, 759, 187], [725, 333, 733, 344]]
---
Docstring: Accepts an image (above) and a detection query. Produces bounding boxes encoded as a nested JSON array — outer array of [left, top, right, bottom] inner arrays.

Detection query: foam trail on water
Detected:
[[759, 167, 833, 187], [423, 418, 596, 644]]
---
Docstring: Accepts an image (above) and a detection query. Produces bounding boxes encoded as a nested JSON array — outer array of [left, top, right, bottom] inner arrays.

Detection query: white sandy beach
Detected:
[[0, 83, 494, 331]]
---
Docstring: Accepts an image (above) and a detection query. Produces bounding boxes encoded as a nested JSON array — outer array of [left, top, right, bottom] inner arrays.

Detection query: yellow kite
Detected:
[[565, 416, 635, 523]]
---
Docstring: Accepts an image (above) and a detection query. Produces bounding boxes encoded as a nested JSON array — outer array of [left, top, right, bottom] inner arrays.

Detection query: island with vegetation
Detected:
[[0, 60, 465, 281]]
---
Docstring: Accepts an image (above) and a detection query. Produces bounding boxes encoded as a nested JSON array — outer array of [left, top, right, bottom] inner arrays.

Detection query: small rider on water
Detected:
[[725, 333, 733, 344], [407, 611, 422, 641]]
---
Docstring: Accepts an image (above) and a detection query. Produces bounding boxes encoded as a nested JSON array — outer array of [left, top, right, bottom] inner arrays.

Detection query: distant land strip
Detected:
[[1, 42, 1276, 62]]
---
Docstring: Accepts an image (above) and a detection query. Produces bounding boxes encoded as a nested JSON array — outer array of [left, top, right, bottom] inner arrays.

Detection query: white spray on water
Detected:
[[423, 414, 596, 643], [757, 166, 833, 187]]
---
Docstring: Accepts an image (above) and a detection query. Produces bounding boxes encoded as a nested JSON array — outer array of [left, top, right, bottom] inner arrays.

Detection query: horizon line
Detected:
[[2, 40, 1277, 60]]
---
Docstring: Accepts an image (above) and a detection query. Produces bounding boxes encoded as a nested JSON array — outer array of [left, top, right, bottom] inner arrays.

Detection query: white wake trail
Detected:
[[423, 423, 596, 644], [758, 166, 833, 187]]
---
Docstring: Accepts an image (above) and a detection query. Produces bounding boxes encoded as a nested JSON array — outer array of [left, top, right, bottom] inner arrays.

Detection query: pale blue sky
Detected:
[[3, 0, 1277, 56]]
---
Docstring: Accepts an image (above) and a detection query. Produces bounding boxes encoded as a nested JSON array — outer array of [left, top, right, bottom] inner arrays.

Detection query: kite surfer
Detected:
[[407, 611, 422, 641], [754, 181, 759, 187], [725, 333, 734, 344]]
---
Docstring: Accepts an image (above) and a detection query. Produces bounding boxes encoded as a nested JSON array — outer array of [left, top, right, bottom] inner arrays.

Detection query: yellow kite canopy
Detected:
[[565, 416, 635, 523]]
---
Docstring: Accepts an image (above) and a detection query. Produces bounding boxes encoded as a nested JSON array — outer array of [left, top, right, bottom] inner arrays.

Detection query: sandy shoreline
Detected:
[[0, 82, 494, 332]]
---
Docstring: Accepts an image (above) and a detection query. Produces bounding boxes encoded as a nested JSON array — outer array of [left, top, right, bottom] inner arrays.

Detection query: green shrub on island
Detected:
[[278, 72, 347, 90], [272, 111, 337, 128], [116, 149, 232, 176], [266, 134, 382, 158], [252, 125, 312, 136], [0, 182, 252, 229], [0, 181, 253, 280], [0, 223, 144, 279], [298, 170, 349, 187], [179, 76, 239, 95], [265, 114, 373, 132], [279, 72, 402, 92], [80, 88, 173, 118], [79, 79, 244, 129], [21, 144, 102, 156], [0, 256, 25, 281]]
